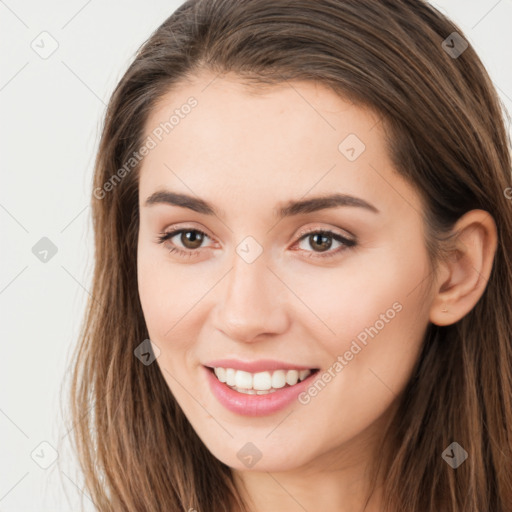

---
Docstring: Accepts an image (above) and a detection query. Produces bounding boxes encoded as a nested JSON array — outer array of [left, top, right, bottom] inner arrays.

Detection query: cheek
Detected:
[[137, 245, 217, 357], [137, 254, 166, 337], [137, 254, 202, 402], [301, 240, 431, 372], [137, 246, 191, 347], [289, 252, 431, 449]]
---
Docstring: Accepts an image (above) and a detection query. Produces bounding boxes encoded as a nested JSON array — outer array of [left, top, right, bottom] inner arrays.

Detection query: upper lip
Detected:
[[204, 359, 317, 373]]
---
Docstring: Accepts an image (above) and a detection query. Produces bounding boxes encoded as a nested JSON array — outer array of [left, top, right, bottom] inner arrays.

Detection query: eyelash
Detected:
[[156, 226, 356, 260]]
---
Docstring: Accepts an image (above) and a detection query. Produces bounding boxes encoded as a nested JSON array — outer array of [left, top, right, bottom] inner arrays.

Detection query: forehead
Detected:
[[143, 72, 378, 161], [138, 72, 420, 220]]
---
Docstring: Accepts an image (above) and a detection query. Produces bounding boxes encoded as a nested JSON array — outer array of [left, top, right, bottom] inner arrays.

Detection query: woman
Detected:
[[67, 0, 512, 510]]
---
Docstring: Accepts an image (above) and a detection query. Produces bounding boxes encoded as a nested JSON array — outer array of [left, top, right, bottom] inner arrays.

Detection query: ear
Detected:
[[429, 209, 497, 326]]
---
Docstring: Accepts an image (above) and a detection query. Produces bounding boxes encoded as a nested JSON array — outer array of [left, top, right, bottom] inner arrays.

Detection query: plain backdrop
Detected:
[[1, 1, 511, 510]]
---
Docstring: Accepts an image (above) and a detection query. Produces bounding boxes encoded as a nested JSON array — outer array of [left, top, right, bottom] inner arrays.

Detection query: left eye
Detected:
[[295, 230, 356, 258], [156, 228, 356, 259]]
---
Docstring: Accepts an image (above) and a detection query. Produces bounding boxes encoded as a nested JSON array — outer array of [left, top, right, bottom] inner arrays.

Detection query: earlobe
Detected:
[[429, 210, 497, 327]]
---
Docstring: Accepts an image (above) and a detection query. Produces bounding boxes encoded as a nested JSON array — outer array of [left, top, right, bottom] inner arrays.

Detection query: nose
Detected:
[[212, 251, 289, 343]]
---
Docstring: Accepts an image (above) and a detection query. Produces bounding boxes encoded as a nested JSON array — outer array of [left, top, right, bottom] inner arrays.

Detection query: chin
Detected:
[[204, 438, 309, 473]]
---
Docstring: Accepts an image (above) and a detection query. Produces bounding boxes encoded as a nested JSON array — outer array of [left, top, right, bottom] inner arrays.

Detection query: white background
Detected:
[[1, 1, 511, 510]]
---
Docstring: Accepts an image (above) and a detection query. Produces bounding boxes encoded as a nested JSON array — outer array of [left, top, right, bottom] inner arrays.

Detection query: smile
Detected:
[[204, 365, 320, 415], [212, 367, 314, 394]]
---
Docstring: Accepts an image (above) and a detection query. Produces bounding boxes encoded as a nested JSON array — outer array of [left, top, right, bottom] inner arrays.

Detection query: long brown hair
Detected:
[[64, 0, 512, 510]]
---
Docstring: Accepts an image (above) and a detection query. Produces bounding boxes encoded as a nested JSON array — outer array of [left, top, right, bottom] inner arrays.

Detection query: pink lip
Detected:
[[203, 365, 319, 417], [204, 358, 316, 373]]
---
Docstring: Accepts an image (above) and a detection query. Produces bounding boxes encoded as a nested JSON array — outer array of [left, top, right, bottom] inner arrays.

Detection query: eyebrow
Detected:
[[143, 190, 379, 217]]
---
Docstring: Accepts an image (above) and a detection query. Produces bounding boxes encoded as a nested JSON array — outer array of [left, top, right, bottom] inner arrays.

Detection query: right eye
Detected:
[[156, 228, 214, 257]]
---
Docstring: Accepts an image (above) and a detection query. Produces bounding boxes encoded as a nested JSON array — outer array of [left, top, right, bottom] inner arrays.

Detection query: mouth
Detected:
[[205, 366, 320, 395]]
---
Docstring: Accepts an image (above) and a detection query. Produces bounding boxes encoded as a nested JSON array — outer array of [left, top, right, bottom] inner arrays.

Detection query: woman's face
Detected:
[[137, 71, 435, 473]]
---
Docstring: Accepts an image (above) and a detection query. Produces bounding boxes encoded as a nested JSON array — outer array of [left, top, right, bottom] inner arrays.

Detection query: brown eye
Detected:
[[156, 227, 356, 261], [156, 228, 212, 256], [179, 230, 205, 249], [307, 233, 333, 252], [296, 229, 356, 259]]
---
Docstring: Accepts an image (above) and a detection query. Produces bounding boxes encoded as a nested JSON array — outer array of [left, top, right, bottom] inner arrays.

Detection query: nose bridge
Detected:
[[213, 246, 288, 341]]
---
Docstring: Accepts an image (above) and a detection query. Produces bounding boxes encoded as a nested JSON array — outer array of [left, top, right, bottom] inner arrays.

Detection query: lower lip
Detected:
[[203, 366, 318, 417]]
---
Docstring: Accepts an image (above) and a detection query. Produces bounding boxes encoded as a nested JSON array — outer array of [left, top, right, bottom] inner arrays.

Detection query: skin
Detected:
[[136, 70, 497, 512]]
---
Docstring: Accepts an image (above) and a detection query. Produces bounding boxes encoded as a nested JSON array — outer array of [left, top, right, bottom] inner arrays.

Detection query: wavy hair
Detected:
[[65, 0, 512, 510]]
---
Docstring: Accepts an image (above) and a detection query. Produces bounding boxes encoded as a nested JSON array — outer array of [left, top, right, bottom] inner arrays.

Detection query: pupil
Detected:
[[183, 231, 203, 249], [311, 233, 331, 252]]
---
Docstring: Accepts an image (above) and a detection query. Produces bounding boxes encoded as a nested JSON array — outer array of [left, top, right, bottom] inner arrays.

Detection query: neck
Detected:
[[232, 411, 394, 512]]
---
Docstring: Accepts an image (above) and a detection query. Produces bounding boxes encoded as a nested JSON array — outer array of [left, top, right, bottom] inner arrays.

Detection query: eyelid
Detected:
[[159, 222, 355, 242], [157, 222, 215, 242], [295, 224, 356, 241], [157, 223, 357, 258], [156, 225, 214, 247]]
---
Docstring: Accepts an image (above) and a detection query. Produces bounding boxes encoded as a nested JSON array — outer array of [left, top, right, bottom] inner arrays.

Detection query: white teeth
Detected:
[[253, 371, 272, 390], [212, 367, 313, 392], [234, 387, 256, 395], [271, 370, 287, 389], [235, 370, 253, 389], [286, 370, 299, 386], [214, 367, 227, 383], [225, 368, 236, 386], [299, 369, 310, 381], [230, 387, 279, 395]]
